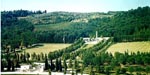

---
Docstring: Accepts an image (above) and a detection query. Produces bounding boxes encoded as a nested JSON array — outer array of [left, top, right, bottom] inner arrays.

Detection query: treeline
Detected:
[[96, 6, 150, 42], [4, 38, 85, 72], [1, 10, 49, 51], [1, 51, 46, 71], [35, 22, 96, 43], [48, 38, 84, 60], [1, 19, 36, 52], [82, 51, 150, 74], [1, 10, 46, 27], [44, 38, 84, 72], [25, 11, 113, 25], [70, 38, 113, 61]]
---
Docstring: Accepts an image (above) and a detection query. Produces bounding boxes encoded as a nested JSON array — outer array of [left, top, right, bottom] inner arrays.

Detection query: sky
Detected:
[[1, 0, 150, 12]]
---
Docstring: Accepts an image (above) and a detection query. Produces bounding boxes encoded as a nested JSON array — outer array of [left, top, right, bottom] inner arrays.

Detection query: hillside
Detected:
[[22, 11, 114, 43], [23, 11, 113, 25], [107, 41, 150, 55], [1, 6, 150, 51], [33, 6, 150, 43], [34, 22, 72, 31], [1, 7, 150, 75]]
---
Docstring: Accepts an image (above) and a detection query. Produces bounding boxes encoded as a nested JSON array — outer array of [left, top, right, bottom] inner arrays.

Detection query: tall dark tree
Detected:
[[44, 54, 49, 70], [59, 58, 62, 72], [50, 59, 55, 71], [26, 53, 30, 62], [7, 59, 11, 71], [63, 59, 67, 74], [56, 58, 59, 71]]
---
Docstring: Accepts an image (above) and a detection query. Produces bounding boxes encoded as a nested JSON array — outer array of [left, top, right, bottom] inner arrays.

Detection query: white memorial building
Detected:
[[83, 31, 109, 44]]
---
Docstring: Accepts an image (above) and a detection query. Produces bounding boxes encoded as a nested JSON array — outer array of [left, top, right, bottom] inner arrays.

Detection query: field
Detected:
[[34, 22, 72, 31], [24, 43, 71, 54], [107, 41, 150, 55]]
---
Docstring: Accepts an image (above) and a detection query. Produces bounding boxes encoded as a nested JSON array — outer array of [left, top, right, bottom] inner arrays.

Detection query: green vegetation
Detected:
[[1, 6, 150, 75], [34, 22, 72, 31], [107, 41, 150, 55], [2, 6, 150, 50]]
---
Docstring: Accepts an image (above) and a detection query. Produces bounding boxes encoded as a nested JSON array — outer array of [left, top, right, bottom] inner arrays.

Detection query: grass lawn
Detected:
[[106, 41, 150, 55], [24, 43, 71, 54]]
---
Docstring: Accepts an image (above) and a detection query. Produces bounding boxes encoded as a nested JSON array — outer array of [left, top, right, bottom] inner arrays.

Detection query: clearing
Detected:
[[34, 22, 72, 31], [106, 41, 150, 55], [24, 43, 71, 54]]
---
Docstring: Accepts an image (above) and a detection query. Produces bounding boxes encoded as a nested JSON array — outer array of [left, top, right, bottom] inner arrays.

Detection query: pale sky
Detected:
[[1, 0, 150, 12]]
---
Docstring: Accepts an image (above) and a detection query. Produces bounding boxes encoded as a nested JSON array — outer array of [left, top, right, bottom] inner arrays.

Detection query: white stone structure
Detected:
[[20, 65, 31, 72], [83, 31, 109, 44]]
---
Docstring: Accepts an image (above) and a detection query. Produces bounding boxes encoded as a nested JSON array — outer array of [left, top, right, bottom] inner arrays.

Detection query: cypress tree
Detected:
[[56, 58, 59, 71], [44, 54, 49, 70]]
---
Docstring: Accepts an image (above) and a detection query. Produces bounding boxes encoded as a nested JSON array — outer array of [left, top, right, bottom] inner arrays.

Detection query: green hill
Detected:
[[1, 6, 150, 51], [23, 11, 113, 25]]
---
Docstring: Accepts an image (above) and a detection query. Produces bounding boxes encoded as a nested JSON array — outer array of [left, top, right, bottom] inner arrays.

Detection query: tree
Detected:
[[20, 53, 24, 62], [81, 63, 85, 75], [120, 68, 127, 74], [40, 52, 45, 61], [7, 59, 11, 71], [11, 59, 15, 71], [115, 68, 120, 75], [74, 59, 79, 75], [44, 10, 47, 13], [128, 66, 134, 75], [82, 50, 95, 66], [95, 65, 100, 73], [23, 50, 26, 63], [134, 66, 143, 74], [37, 54, 41, 61], [110, 58, 119, 68], [15, 53, 20, 64], [50, 59, 55, 71], [44, 54, 49, 70], [59, 58, 62, 72], [68, 59, 73, 68], [56, 58, 59, 71], [1, 59, 6, 71], [89, 65, 95, 75], [48, 69, 51, 75], [31, 52, 37, 61], [105, 66, 111, 75], [145, 66, 150, 75], [26, 53, 30, 62], [63, 59, 67, 74]]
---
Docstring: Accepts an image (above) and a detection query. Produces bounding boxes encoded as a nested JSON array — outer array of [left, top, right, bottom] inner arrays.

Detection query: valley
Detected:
[[1, 6, 150, 75]]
